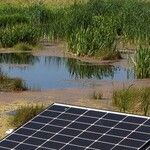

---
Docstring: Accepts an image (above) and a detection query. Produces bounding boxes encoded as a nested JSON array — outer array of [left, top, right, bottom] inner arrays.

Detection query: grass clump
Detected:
[[10, 105, 44, 127], [113, 86, 150, 116], [140, 88, 150, 116], [0, 75, 26, 92], [113, 85, 134, 113], [14, 43, 33, 51], [91, 91, 103, 100]]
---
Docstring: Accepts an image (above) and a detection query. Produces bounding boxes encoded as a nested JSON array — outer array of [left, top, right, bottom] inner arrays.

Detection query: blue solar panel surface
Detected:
[[0, 103, 149, 150]]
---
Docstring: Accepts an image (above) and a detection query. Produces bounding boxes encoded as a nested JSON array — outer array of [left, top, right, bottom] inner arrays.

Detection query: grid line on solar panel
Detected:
[[13, 118, 148, 149], [29, 118, 149, 138], [12, 123, 148, 148], [0, 103, 149, 150], [58, 112, 109, 150], [29, 114, 150, 133], [0, 126, 149, 148], [6, 126, 149, 149], [40, 110, 150, 129], [0, 147, 10, 150], [85, 115, 129, 149], [40, 140, 89, 150], [14, 108, 71, 149], [52, 104, 149, 150], [4, 129, 142, 150], [35, 109, 91, 150], [0, 139, 39, 149], [25, 119, 150, 141], [111, 118, 150, 150]]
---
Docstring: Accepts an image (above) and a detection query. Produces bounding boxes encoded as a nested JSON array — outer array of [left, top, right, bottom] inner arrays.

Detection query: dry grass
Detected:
[[0, 75, 26, 92]]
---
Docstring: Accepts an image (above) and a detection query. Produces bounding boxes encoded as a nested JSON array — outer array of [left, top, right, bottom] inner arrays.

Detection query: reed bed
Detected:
[[0, 0, 150, 77], [131, 46, 150, 78]]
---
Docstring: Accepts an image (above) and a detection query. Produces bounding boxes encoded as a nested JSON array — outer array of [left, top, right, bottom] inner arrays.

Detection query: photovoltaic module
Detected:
[[0, 103, 149, 150]]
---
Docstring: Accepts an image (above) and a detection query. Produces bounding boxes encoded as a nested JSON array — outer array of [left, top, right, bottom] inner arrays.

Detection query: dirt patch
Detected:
[[0, 79, 149, 105]]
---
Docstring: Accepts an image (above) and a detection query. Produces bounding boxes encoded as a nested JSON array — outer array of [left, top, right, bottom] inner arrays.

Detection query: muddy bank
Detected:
[[33, 43, 132, 68], [0, 79, 149, 106]]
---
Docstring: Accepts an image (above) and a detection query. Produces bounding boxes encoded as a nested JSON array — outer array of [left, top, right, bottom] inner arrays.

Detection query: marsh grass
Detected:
[[0, 14, 29, 27], [113, 86, 150, 116], [0, 24, 40, 47], [0, 0, 150, 61], [10, 104, 44, 127], [0, 75, 26, 92]]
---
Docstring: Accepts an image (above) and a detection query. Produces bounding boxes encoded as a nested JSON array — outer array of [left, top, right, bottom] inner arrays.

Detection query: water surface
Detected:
[[0, 53, 135, 90]]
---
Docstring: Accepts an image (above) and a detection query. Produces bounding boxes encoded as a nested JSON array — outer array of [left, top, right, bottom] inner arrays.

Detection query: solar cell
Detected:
[[58, 113, 79, 121], [7, 134, 27, 142], [40, 111, 61, 118], [51, 134, 73, 143], [0, 103, 149, 150], [32, 131, 54, 140], [15, 143, 37, 150], [23, 122, 44, 130], [32, 116, 53, 124]]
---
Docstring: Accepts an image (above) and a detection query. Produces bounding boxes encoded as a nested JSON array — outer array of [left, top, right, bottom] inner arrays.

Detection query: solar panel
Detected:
[[0, 103, 149, 150]]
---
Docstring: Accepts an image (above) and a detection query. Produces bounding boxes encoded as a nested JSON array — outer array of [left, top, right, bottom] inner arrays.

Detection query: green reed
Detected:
[[0, 0, 150, 63], [131, 46, 150, 79]]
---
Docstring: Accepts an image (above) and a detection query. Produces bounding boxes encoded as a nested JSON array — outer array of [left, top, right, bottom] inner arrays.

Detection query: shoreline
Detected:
[[0, 42, 132, 68]]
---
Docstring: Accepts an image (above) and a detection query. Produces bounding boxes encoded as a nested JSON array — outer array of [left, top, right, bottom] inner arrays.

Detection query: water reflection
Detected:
[[0, 53, 39, 65], [65, 59, 116, 79], [0, 53, 135, 90]]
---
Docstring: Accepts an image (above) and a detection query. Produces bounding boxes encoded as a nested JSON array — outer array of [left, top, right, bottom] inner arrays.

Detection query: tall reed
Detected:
[[131, 46, 150, 79], [113, 87, 150, 116]]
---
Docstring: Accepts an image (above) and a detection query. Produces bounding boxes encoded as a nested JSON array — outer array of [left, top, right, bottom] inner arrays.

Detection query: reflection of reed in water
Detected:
[[44, 56, 116, 79], [65, 58, 116, 79], [44, 56, 65, 67], [0, 53, 39, 65]]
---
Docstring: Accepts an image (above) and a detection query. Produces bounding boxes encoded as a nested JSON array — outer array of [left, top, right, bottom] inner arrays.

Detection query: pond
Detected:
[[0, 53, 135, 90]]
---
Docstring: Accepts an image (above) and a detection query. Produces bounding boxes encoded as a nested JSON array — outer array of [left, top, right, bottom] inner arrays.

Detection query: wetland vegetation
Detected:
[[0, 0, 150, 78], [113, 86, 150, 116]]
